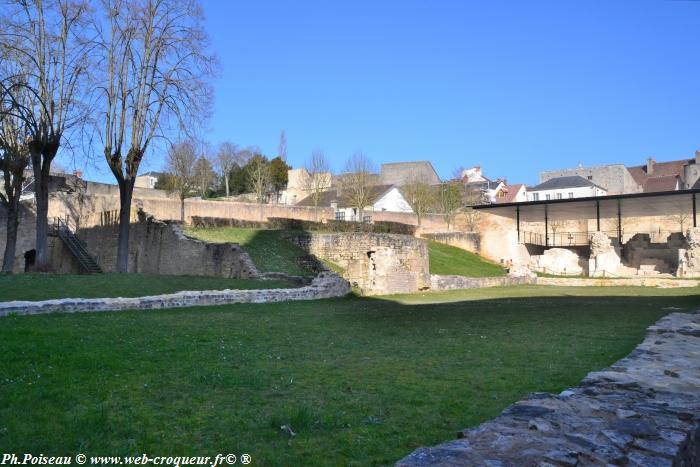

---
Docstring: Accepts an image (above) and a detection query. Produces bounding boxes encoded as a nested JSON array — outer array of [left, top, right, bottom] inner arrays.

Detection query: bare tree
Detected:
[[403, 176, 435, 226], [342, 152, 375, 221], [0, 84, 31, 273], [0, 0, 93, 268], [278, 129, 287, 161], [438, 181, 462, 229], [216, 141, 238, 197], [461, 189, 482, 231], [95, 0, 215, 272], [672, 210, 690, 233], [163, 141, 197, 222], [303, 149, 330, 219], [246, 154, 271, 204], [245, 153, 270, 221], [193, 154, 215, 197]]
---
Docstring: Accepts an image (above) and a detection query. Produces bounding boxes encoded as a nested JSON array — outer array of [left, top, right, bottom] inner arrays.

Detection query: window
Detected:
[[556, 193, 562, 200], [587, 175, 593, 180], [335, 211, 345, 221], [568, 192, 574, 198], [532, 193, 539, 201], [545, 194, 551, 200]]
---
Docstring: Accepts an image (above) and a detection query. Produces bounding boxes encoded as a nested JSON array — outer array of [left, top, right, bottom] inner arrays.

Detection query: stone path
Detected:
[[397, 311, 700, 466]]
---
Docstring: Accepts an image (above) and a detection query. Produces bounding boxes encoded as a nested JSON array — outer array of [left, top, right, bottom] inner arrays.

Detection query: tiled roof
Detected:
[[530, 175, 603, 191], [495, 184, 525, 204], [628, 160, 687, 183], [642, 175, 679, 193], [627, 159, 689, 192]]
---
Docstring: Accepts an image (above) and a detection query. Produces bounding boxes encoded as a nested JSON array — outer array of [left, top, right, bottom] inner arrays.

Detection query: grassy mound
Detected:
[[428, 241, 505, 277], [183, 227, 314, 276]]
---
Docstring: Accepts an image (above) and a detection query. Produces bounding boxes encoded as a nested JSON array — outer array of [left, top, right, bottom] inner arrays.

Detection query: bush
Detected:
[[268, 218, 417, 235], [190, 216, 268, 229]]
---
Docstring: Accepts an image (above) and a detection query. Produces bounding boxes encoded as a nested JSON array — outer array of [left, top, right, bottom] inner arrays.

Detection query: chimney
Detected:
[[646, 157, 655, 175], [73, 170, 82, 178], [695, 150, 700, 164]]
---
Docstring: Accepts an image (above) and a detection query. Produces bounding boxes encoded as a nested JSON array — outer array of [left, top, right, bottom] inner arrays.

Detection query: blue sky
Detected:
[[77, 0, 700, 185]]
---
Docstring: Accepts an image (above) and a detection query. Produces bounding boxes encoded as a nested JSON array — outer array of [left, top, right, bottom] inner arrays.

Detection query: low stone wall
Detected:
[[421, 232, 480, 253], [398, 311, 700, 466], [286, 232, 430, 295], [537, 277, 700, 288], [430, 275, 535, 290], [0, 272, 350, 317]]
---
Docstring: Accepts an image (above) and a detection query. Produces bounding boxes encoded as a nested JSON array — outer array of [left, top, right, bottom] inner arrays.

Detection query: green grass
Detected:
[[428, 241, 505, 277], [183, 227, 314, 277], [1, 285, 698, 465], [0, 273, 292, 302]]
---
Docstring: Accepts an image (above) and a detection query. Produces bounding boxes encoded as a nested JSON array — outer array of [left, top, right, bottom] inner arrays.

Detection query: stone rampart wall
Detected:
[[536, 276, 700, 288], [0, 272, 350, 316], [0, 203, 38, 273], [287, 232, 430, 295], [76, 212, 259, 278], [398, 311, 700, 466], [421, 232, 480, 253]]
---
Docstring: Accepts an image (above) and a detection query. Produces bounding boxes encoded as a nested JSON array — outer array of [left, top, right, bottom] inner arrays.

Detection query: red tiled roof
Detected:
[[627, 159, 689, 192], [642, 175, 679, 193], [495, 184, 525, 203]]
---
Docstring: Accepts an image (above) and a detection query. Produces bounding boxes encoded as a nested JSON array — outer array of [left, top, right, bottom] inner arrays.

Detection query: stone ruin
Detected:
[[589, 231, 622, 277], [526, 229, 700, 278], [530, 248, 585, 276], [398, 311, 700, 466], [678, 227, 700, 277], [286, 232, 430, 295]]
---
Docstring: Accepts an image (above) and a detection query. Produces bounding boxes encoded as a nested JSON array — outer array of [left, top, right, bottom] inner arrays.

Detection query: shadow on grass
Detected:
[[0, 288, 698, 465]]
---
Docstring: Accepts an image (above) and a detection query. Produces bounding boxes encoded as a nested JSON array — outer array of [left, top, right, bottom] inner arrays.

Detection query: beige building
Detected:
[[284, 168, 332, 205]]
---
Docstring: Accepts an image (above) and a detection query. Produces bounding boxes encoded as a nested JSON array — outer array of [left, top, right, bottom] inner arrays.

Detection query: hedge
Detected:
[[190, 216, 417, 235]]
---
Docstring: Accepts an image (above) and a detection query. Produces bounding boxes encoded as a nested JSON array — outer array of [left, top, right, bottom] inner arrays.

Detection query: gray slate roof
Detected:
[[297, 184, 396, 208], [530, 175, 604, 191]]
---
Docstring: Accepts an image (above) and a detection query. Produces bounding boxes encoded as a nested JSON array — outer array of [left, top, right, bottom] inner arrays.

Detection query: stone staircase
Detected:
[[50, 218, 102, 274]]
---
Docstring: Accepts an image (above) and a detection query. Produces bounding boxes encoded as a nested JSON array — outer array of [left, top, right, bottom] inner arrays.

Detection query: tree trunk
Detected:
[[2, 202, 20, 273], [180, 195, 185, 223], [32, 155, 51, 268], [116, 178, 135, 273], [224, 174, 230, 198]]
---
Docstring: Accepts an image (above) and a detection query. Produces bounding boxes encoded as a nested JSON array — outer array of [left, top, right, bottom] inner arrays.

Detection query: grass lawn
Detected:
[[1, 285, 698, 465], [0, 274, 293, 302], [428, 241, 505, 277], [183, 227, 313, 277]]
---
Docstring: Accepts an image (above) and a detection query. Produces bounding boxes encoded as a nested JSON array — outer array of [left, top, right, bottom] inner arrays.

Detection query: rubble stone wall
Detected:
[[286, 232, 430, 295], [430, 275, 534, 290], [77, 212, 260, 278], [0, 272, 350, 316], [398, 311, 700, 466]]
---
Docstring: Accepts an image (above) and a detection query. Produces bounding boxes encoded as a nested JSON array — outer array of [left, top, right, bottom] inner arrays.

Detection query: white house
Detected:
[[527, 175, 607, 201], [297, 184, 413, 221]]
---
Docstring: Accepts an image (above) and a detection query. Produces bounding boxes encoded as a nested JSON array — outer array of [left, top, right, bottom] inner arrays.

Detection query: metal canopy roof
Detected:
[[474, 189, 699, 222]]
